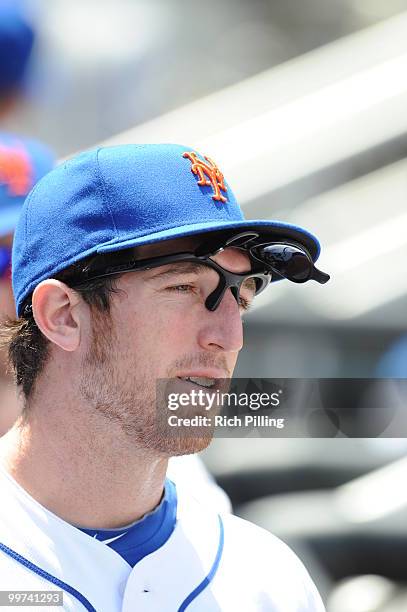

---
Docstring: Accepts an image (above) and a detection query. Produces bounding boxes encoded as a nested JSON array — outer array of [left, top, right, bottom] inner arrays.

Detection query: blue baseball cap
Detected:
[[0, 132, 55, 237], [0, 2, 35, 95], [13, 143, 322, 316]]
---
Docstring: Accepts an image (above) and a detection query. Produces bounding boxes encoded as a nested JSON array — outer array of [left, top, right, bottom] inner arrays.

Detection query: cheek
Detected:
[[151, 310, 200, 351], [118, 305, 200, 361], [112, 283, 204, 370]]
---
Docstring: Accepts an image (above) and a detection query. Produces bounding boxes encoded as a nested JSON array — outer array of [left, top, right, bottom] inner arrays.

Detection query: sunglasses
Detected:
[[60, 231, 329, 313], [0, 246, 11, 281], [65, 251, 269, 312], [197, 231, 330, 285]]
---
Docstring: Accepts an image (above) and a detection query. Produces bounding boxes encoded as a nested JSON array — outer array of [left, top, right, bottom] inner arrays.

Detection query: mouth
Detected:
[[177, 375, 217, 389]]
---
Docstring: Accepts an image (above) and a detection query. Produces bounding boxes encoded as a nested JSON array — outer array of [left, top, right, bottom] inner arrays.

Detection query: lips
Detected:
[[174, 372, 230, 394], [175, 368, 229, 379], [178, 375, 216, 389]]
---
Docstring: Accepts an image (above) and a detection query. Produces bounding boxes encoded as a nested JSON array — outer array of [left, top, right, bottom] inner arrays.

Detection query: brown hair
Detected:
[[0, 257, 122, 400]]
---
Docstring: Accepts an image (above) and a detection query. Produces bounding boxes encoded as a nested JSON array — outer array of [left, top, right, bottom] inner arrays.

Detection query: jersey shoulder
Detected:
[[218, 513, 326, 611]]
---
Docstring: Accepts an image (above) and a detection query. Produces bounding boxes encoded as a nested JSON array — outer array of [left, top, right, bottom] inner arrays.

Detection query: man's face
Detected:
[[79, 236, 257, 456]]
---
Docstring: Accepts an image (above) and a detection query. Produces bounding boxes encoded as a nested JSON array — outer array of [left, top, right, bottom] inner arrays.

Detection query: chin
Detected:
[[168, 435, 213, 457], [149, 433, 214, 458]]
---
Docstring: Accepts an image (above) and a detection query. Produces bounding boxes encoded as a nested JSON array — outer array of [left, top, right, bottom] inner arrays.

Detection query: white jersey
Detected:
[[0, 467, 325, 611]]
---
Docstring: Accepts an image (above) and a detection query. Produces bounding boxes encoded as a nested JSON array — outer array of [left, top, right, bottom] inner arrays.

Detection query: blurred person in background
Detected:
[[0, 0, 35, 122], [0, 1, 55, 433]]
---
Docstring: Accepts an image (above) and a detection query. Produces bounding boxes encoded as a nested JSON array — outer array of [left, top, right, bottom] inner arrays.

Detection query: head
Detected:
[[7, 235, 255, 454], [3, 143, 329, 456]]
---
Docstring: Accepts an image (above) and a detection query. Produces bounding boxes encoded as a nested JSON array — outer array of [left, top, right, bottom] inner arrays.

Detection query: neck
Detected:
[[0, 394, 168, 529]]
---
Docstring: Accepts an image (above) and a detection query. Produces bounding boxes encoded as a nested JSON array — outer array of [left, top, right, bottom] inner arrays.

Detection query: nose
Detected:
[[197, 287, 244, 354]]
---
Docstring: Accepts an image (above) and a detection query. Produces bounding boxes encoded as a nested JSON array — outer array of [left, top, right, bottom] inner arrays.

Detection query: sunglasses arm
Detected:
[[311, 267, 330, 284]]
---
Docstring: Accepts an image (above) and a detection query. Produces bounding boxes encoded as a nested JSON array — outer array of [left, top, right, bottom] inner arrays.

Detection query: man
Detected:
[[0, 143, 329, 610]]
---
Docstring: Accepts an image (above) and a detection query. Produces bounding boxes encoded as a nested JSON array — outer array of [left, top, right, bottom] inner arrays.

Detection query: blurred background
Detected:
[[2, 0, 407, 610]]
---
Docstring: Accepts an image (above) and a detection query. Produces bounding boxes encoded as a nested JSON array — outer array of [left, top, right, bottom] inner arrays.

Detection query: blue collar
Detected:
[[77, 478, 177, 567]]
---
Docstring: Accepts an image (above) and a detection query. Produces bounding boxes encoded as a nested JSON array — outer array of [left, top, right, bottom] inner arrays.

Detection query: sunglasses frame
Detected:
[[68, 250, 272, 312], [200, 231, 329, 284], [21, 231, 329, 315]]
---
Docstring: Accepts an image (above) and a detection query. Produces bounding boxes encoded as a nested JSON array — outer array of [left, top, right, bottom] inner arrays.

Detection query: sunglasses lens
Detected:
[[254, 244, 311, 282], [195, 231, 260, 257]]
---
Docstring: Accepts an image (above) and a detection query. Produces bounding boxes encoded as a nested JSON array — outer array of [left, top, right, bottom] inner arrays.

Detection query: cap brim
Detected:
[[97, 219, 321, 263]]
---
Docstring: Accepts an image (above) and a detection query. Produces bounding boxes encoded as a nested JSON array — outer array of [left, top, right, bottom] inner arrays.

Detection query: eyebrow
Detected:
[[144, 261, 258, 294], [144, 262, 209, 281]]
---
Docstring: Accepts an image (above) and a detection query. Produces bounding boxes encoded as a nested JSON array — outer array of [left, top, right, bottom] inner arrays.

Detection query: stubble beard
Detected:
[[78, 310, 213, 457]]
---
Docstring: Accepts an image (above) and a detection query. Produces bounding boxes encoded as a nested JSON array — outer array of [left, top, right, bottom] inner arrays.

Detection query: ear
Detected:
[[32, 280, 83, 352]]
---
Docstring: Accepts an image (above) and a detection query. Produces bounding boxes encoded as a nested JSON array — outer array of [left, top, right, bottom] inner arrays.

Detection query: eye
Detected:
[[166, 284, 196, 294]]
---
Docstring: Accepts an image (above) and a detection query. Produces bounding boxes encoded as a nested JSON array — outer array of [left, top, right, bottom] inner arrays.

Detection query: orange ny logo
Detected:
[[183, 151, 228, 202], [0, 144, 34, 197]]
